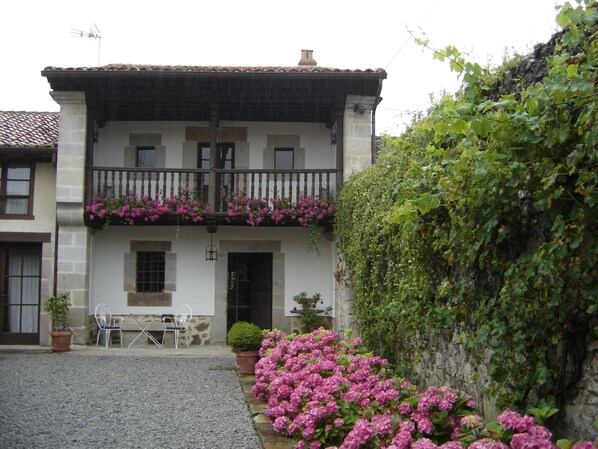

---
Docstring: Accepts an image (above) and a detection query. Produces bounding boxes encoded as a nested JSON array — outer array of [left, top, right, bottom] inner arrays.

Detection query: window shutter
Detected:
[[124, 146, 136, 167], [155, 146, 166, 168], [182, 141, 198, 168], [263, 147, 274, 169], [236, 142, 250, 169], [294, 147, 305, 169]]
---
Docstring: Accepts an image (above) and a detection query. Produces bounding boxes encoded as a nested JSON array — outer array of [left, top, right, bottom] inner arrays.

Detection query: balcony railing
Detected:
[[88, 167, 336, 213], [213, 169, 335, 212], [88, 167, 209, 201]]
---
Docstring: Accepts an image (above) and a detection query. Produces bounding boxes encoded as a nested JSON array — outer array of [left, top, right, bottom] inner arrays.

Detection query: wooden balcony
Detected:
[[86, 167, 336, 224]]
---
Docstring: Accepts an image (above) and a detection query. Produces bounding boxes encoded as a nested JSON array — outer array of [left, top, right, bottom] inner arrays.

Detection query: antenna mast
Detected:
[[70, 24, 102, 65]]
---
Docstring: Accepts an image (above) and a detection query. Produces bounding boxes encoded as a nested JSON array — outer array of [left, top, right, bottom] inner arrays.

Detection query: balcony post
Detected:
[[208, 106, 218, 210]]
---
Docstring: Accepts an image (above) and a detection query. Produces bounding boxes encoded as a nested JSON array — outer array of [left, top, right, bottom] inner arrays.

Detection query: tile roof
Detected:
[[0, 111, 59, 150], [42, 63, 387, 75]]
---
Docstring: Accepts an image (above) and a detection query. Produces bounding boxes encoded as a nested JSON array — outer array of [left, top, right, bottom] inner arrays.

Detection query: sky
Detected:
[[0, 0, 562, 135]]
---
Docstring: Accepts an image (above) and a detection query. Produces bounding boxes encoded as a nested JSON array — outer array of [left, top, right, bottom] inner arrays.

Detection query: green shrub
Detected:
[[227, 321, 263, 352], [336, 1, 598, 411], [44, 293, 71, 331]]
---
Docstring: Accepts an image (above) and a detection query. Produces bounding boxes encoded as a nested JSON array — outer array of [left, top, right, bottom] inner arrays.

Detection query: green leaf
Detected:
[[448, 119, 470, 135], [389, 200, 418, 223], [535, 363, 550, 385], [557, 439, 574, 449], [433, 50, 446, 62], [556, 9, 570, 28], [566, 64, 578, 78], [411, 193, 441, 215], [471, 118, 493, 137]]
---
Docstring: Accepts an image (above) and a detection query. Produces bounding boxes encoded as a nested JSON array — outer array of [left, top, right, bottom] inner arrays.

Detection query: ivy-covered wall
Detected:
[[336, 1, 597, 438]]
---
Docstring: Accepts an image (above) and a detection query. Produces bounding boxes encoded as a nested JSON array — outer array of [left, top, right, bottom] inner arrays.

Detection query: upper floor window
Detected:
[[198, 143, 235, 169], [275, 148, 294, 170], [136, 146, 155, 168], [0, 162, 33, 217]]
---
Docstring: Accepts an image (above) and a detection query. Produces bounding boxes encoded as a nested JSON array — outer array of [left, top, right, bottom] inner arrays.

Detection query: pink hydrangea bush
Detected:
[[253, 329, 597, 449]]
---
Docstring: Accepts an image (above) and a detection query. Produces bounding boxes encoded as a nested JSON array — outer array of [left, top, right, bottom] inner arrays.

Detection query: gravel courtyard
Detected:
[[0, 350, 262, 449]]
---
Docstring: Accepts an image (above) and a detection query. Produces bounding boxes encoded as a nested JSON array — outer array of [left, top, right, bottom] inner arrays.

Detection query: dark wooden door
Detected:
[[0, 243, 41, 344], [227, 252, 272, 331]]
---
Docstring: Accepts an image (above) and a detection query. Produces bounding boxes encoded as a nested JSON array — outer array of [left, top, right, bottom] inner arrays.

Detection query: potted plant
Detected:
[[291, 291, 332, 333], [227, 321, 263, 374], [44, 293, 72, 352]]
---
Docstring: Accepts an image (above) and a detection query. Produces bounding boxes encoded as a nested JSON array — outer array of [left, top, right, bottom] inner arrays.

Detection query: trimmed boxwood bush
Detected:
[[227, 321, 263, 352]]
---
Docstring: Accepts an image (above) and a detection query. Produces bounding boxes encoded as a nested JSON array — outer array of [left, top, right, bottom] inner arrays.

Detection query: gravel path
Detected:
[[0, 352, 262, 449]]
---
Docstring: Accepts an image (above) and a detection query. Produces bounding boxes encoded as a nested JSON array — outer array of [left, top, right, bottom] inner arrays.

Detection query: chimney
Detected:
[[298, 49, 317, 66]]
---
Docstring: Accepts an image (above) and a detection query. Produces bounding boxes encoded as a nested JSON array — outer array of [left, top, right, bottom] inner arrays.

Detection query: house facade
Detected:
[[40, 52, 386, 345], [0, 111, 58, 344]]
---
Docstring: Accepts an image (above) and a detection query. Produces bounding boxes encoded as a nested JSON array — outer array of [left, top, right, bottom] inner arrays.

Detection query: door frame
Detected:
[[213, 240, 286, 344], [0, 242, 42, 344], [226, 252, 273, 331]]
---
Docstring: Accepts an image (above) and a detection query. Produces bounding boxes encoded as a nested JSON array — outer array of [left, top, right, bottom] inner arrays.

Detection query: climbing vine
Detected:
[[336, 0, 597, 416]]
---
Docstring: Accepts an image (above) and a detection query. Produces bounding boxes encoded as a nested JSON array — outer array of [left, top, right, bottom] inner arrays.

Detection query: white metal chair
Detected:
[[162, 304, 192, 349], [94, 303, 123, 348]]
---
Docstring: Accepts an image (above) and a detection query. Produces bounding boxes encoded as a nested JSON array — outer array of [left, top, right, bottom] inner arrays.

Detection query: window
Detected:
[[126, 241, 174, 307], [275, 148, 294, 170], [0, 162, 33, 216], [136, 251, 165, 293], [197, 143, 235, 169], [198, 143, 236, 201], [136, 147, 155, 168]]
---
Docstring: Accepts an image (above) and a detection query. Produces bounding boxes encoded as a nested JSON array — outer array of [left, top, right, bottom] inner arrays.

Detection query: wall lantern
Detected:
[[205, 228, 218, 261]]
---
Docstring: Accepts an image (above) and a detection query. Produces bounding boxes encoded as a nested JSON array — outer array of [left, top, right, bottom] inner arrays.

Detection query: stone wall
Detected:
[[411, 329, 598, 440], [554, 338, 598, 439]]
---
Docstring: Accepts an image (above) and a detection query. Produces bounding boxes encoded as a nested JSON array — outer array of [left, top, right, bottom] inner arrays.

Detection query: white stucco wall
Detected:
[[88, 225, 335, 317], [93, 121, 334, 169]]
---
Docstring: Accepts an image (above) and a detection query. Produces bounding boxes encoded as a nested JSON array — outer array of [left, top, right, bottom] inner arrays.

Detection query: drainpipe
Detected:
[[53, 218, 59, 296]]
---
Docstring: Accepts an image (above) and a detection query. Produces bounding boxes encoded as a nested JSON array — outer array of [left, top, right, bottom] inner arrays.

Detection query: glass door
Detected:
[[227, 253, 272, 331], [0, 243, 41, 344]]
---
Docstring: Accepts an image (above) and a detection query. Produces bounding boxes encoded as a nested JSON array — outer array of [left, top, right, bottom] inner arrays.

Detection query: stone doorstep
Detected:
[[240, 373, 295, 449]]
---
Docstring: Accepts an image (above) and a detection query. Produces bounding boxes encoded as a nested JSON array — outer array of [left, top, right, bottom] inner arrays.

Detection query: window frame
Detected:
[[0, 160, 35, 219], [135, 146, 156, 168], [274, 147, 294, 170], [135, 251, 165, 293], [197, 143, 236, 169]]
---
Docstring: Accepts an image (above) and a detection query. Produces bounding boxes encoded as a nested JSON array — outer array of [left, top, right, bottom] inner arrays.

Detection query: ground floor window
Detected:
[[125, 241, 175, 307], [136, 251, 165, 293]]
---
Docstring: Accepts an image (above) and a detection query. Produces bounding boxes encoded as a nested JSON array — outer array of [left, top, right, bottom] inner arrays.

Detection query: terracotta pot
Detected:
[[50, 330, 73, 353], [236, 351, 260, 374]]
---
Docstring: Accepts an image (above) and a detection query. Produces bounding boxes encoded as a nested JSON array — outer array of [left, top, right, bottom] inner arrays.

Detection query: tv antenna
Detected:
[[70, 24, 102, 65]]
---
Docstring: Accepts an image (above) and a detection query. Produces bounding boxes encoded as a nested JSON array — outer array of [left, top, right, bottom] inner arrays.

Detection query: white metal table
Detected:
[[127, 315, 164, 348]]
